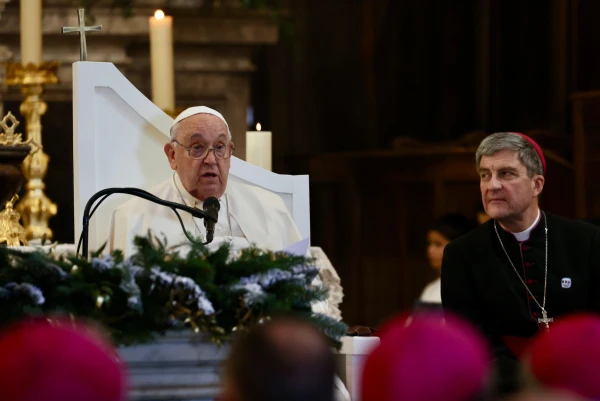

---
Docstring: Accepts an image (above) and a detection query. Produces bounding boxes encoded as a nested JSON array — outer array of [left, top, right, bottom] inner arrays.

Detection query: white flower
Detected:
[[292, 264, 318, 276], [91, 255, 115, 271], [197, 297, 215, 315], [258, 269, 294, 287], [226, 248, 241, 264], [238, 275, 260, 285], [237, 266, 314, 291], [127, 295, 139, 308], [119, 260, 143, 311], [150, 268, 214, 315], [234, 282, 267, 306], [173, 276, 215, 315], [174, 276, 197, 292], [150, 267, 174, 285]]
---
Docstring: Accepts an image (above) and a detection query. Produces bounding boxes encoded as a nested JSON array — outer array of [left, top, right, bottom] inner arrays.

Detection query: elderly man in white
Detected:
[[107, 106, 349, 401], [107, 106, 302, 255]]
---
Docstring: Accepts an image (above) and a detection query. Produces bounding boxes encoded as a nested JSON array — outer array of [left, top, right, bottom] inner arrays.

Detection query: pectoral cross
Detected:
[[538, 310, 554, 331], [62, 9, 102, 61]]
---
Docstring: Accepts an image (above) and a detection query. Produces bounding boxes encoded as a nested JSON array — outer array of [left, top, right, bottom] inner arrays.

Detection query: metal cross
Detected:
[[538, 310, 554, 331], [62, 9, 102, 61]]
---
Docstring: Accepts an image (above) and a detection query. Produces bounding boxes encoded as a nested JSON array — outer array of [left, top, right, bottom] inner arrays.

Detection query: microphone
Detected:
[[78, 187, 208, 258], [202, 197, 220, 244]]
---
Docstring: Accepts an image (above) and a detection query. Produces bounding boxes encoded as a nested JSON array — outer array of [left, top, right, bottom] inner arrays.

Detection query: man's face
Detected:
[[479, 150, 544, 222], [164, 114, 233, 201]]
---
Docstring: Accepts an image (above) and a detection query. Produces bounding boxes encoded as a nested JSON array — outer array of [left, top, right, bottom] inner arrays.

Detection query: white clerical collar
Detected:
[[172, 172, 226, 209], [511, 208, 541, 242]]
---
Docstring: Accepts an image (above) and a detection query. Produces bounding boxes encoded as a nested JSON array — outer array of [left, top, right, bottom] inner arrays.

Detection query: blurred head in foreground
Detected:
[[0, 317, 127, 401], [524, 313, 600, 400], [361, 312, 491, 401], [220, 316, 335, 401]]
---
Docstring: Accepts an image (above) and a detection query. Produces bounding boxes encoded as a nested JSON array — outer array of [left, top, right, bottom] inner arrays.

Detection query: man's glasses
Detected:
[[171, 140, 234, 160]]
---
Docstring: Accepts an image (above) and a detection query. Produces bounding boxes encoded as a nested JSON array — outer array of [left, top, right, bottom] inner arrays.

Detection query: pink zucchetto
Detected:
[[361, 312, 491, 401], [0, 317, 127, 401], [528, 313, 600, 400], [513, 132, 547, 175]]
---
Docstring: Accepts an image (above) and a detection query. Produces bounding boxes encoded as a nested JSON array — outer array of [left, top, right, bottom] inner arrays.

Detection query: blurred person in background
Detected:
[[420, 213, 476, 304]]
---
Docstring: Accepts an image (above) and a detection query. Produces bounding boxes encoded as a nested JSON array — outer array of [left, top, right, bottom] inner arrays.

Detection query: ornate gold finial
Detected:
[[5, 62, 59, 241], [0, 195, 28, 246], [0, 112, 24, 146]]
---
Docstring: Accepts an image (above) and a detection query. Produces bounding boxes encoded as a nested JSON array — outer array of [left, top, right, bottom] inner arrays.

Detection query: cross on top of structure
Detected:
[[62, 8, 102, 61]]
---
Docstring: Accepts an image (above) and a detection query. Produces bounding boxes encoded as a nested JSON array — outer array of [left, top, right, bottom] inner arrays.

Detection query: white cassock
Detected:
[[107, 172, 345, 398], [107, 172, 302, 257], [107, 171, 330, 316]]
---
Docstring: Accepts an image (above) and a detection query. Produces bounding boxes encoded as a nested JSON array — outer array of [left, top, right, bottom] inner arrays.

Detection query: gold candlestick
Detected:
[[5, 62, 59, 241]]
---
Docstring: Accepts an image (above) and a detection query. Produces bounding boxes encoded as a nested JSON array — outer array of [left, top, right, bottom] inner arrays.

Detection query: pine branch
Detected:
[[0, 236, 346, 347]]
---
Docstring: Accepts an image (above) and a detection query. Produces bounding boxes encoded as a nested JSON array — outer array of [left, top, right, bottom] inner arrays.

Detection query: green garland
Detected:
[[0, 235, 347, 348]]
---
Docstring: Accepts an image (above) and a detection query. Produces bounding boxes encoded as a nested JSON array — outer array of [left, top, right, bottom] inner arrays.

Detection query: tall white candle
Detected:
[[246, 123, 272, 171], [20, 0, 43, 65], [149, 9, 175, 111]]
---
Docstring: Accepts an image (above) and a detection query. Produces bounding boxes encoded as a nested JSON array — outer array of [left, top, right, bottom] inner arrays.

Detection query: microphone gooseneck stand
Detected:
[[77, 187, 216, 259]]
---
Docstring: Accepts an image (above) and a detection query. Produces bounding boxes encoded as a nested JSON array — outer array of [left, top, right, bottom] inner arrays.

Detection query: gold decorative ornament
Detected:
[[0, 112, 30, 246], [0, 195, 28, 246], [5, 62, 59, 241], [0, 112, 27, 146]]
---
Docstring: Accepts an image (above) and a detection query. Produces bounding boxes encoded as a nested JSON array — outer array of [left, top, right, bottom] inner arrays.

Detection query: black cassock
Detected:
[[441, 212, 600, 392]]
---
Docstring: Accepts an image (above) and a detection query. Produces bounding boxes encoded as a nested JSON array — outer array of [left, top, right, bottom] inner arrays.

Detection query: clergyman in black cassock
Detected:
[[442, 214, 600, 362], [441, 132, 600, 394]]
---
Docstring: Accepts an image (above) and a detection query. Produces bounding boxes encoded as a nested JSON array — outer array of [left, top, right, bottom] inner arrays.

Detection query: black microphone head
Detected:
[[203, 197, 220, 233], [203, 197, 220, 212]]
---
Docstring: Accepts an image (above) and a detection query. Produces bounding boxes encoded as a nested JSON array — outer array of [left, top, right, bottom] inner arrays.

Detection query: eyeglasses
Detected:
[[171, 140, 234, 160]]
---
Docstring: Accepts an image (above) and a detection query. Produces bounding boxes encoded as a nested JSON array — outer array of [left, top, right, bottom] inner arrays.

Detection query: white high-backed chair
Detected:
[[72, 62, 310, 251], [70, 61, 361, 401]]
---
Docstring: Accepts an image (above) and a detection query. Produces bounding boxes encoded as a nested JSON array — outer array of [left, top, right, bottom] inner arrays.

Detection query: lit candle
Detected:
[[246, 123, 272, 171], [20, 0, 43, 65], [149, 9, 175, 111]]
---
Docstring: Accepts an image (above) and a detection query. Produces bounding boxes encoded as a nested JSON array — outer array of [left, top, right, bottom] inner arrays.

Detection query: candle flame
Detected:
[[154, 9, 165, 19], [256, 123, 262, 131]]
